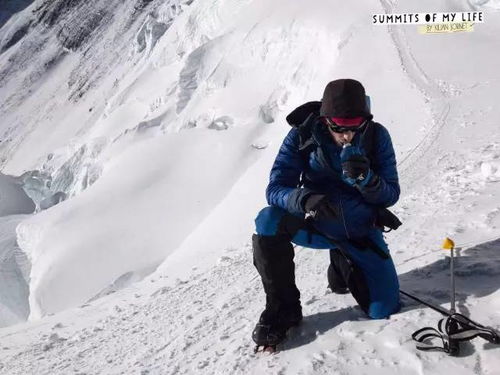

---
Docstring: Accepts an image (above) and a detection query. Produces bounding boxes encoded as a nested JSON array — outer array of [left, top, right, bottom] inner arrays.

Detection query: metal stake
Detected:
[[450, 246, 456, 314], [442, 237, 456, 314]]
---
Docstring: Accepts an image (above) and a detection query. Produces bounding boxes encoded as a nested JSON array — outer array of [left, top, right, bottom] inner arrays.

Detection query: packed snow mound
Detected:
[[17, 127, 263, 319]]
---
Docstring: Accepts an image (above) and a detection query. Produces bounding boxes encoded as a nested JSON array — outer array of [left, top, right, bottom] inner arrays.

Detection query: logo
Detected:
[[372, 12, 484, 34]]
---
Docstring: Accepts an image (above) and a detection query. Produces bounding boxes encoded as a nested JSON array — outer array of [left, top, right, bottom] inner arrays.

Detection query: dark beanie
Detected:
[[320, 79, 372, 119]]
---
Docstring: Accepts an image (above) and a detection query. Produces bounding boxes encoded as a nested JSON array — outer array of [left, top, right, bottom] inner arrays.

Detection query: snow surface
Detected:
[[0, 0, 500, 373]]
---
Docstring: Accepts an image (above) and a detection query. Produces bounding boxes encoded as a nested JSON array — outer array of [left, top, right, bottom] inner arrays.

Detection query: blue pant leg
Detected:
[[255, 206, 332, 249], [255, 206, 290, 236], [290, 229, 332, 249], [342, 230, 400, 319]]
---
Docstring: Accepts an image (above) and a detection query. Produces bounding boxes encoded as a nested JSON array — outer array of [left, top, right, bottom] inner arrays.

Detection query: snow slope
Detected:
[[1, 0, 500, 373], [3, 0, 431, 320]]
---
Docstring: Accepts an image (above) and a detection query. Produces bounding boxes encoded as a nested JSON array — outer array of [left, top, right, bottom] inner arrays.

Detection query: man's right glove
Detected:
[[304, 194, 339, 220], [340, 145, 372, 186]]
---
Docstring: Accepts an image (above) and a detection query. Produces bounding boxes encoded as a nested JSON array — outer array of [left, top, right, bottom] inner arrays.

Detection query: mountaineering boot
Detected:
[[252, 303, 302, 347], [252, 233, 302, 347], [327, 249, 349, 294]]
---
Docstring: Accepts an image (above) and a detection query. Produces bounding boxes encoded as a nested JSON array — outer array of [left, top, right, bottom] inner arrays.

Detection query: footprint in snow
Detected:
[[305, 296, 320, 305], [217, 256, 232, 266]]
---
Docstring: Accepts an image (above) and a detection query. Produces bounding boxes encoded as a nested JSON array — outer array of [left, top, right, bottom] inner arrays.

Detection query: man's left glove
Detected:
[[340, 145, 372, 186], [303, 194, 339, 220]]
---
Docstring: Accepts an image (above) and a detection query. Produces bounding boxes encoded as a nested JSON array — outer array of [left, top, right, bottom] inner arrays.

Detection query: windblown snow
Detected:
[[0, 0, 500, 373]]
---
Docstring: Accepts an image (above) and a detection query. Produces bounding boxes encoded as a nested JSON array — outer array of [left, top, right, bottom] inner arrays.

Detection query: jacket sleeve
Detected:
[[266, 128, 313, 215], [357, 125, 400, 207]]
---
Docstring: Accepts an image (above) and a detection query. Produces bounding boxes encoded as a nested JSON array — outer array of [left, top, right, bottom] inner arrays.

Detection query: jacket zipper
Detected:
[[339, 197, 351, 239], [317, 144, 352, 239]]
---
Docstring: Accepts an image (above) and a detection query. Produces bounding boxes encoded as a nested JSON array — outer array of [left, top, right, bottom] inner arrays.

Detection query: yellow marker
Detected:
[[442, 237, 455, 250]]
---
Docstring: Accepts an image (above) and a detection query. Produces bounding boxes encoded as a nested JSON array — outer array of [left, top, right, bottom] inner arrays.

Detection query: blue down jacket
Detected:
[[266, 119, 400, 241]]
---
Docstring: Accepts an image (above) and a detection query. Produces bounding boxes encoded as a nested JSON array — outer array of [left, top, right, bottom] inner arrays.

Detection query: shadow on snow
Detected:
[[282, 237, 500, 355]]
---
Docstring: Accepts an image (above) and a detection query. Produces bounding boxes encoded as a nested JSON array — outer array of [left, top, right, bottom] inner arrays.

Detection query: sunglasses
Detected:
[[321, 117, 367, 133]]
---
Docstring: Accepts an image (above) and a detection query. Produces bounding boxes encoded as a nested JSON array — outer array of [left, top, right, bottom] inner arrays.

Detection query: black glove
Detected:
[[375, 207, 402, 231], [304, 194, 339, 220], [341, 154, 370, 180]]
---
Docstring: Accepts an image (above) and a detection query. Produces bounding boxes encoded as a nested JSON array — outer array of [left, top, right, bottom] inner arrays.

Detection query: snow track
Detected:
[[379, 0, 452, 187]]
